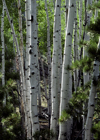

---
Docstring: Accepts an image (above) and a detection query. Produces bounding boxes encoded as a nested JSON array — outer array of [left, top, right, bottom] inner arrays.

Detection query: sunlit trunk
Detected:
[[30, 0, 40, 138], [25, 0, 32, 139], [58, 0, 75, 139], [50, 0, 61, 138]]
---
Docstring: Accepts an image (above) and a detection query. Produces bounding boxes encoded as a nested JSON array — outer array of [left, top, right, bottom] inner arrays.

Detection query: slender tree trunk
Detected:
[[1, 4, 5, 87], [30, 0, 40, 138], [18, 0, 29, 137], [37, 58, 42, 115], [66, 55, 73, 140], [1, 9, 6, 140], [57, 9, 62, 117], [78, 0, 83, 87], [13, 37, 16, 71], [79, 0, 82, 41], [58, 0, 75, 139], [25, 0, 32, 139], [1, 4, 5, 107], [73, 1, 78, 92], [85, 38, 100, 140], [83, 1, 93, 139], [18, 0, 24, 67], [50, 0, 61, 138]]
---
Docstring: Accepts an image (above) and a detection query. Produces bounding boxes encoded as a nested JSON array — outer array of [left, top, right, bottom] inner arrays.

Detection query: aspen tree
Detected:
[[73, 1, 78, 92], [37, 59, 41, 115], [84, 1, 98, 139], [25, 0, 32, 138], [57, 10, 62, 118], [50, 0, 61, 137], [58, 0, 75, 139], [13, 37, 16, 71], [25, 0, 31, 106], [78, 0, 82, 87], [18, 0, 30, 137], [79, 0, 82, 41], [85, 38, 100, 140], [66, 55, 73, 140], [1, 4, 6, 105], [83, 1, 93, 138], [63, 1, 72, 139], [18, 0, 24, 67], [30, 0, 40, 138]]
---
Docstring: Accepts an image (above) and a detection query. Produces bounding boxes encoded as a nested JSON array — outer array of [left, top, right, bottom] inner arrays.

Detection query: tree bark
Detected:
[[30, 0, 40, 138], [50, 0, 61, 138], [58, 0, 75, 139], [25, 0, 32, 139], [1, 4, 5, 87], [85, 38, 100, 140]]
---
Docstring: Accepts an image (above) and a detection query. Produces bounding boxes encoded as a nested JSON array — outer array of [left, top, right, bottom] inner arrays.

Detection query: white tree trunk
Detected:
[[57, 11, 62, 118], [58, 0, 75, 139], [50, 0, 61, 137], [79, 0, 82, 41], [25, 0, 32, 139], [13, 37, 16, 71], [85, 38, 100, 140], [30, 0, 40, 138], [18, 0, 24, 67], [66, 55, 73, 140], [78, 0, 83, 87], [18, 0, 30, 136], [73, 1, 78, 92], [37, 58, 42, 115], [1, 4, 6, 106]]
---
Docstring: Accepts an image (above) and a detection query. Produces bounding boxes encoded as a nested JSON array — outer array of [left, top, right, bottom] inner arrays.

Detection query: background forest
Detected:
[[0, 0, 100, 140]]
